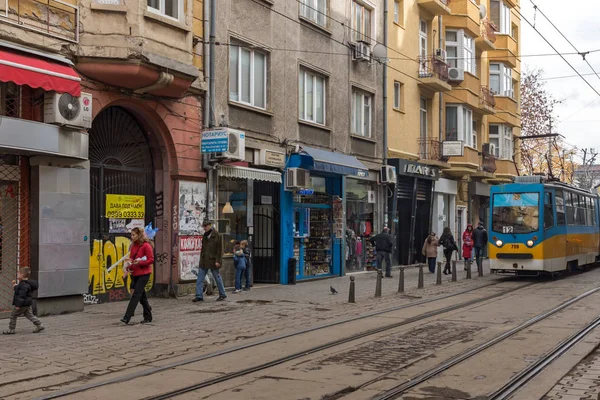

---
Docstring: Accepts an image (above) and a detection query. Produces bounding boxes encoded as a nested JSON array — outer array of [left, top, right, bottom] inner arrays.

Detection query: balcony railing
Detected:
[[481, 145, 497, 173], [480, 86, 496, 109], [418, 138, 445, 161], [0, 0, 79, 42], [418, 56, 449, 82], [480, 17, 497, 44]]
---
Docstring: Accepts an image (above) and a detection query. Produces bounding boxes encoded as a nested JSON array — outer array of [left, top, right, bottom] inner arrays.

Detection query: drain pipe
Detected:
[[383, 0, 389, 230], [438, 15, 443, 142], [206, 0, 218, 221]]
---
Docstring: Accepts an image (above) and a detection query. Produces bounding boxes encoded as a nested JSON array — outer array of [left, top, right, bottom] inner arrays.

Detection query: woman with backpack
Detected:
[[439, 227, 457, 275]]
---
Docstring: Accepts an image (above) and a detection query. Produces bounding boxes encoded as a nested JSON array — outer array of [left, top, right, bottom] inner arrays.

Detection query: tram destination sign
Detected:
[[201, 130, 229, 153]]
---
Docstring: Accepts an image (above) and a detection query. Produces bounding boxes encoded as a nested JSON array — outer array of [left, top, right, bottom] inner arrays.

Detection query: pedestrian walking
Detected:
[[3, 267, 44, 334], [371, 226, 394, 277], [233, 241, 247, 293], [422, 232, 439, 274], [462, 224, 474, 271], [121, 227, 154, 325], [193, 221, 227, 302], [241, 240, 252, 291], [473, 221, 488, 271], [439, 227, 457, 275]]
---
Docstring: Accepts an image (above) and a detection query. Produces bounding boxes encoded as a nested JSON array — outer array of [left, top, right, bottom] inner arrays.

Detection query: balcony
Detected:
[[418, 0, 451, 16], [481, 148, 497, 173], [418, 138, 450, 168], [476, 18, 497, 51], [445, 145, 481, 176], [489, 34, 519, 68], [479, 86, 496, 115], [418, 56, 452, 93], [445, 0, 481, 38], [489, 159, 518, 182], [0, 0, 79, 42], [491, 96, 520, 126]]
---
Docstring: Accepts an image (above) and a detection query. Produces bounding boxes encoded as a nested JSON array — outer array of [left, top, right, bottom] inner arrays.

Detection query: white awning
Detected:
[[218, 165, 282, 183]]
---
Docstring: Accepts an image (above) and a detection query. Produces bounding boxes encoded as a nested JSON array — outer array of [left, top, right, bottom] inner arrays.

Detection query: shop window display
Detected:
[[218, 178, 248, 255], [346, 178, 376, 271]]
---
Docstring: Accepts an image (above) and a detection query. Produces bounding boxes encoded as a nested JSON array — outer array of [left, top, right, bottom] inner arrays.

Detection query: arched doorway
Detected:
[[88, 106, 156, 303]]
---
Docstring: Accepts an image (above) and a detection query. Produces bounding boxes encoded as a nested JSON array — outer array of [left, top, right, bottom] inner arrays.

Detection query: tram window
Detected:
[[565, 192, 576, 225], [555, 191, 566, 226], [544, 192, 554, 229], [587, 197, 594, 226], [576, 195, 586, 225]]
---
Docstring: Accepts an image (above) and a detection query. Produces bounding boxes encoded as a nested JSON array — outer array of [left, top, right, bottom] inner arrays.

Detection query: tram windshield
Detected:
[[492, 193, 540, 234]]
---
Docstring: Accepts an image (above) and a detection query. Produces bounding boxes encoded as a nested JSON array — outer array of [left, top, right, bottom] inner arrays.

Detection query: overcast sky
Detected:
[[519, 0, 600, 162]]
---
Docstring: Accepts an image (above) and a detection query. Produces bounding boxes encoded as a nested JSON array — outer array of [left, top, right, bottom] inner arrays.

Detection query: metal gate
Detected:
[[88, 107, 155, 302], [252, 181, 280, 283]]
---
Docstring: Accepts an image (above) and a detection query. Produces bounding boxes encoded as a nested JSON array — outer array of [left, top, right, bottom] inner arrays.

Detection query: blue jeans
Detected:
[[243, 264, 251, 289], [234, 267, 245, 290], [474, 247, 484, 268], [427, 257, 437, 273], [195, 268, 226, 299]]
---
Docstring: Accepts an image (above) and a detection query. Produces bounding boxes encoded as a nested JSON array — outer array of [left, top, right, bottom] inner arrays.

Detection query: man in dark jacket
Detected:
[[3, 267, 44, 334], [194, 221, 227, 302], [371, 227, 394, 277], [472, 221, 488, 270]]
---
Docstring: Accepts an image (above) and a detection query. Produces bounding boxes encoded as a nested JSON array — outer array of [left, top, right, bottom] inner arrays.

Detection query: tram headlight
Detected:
[[495, 240, 503, 247], [526, 240, 534, 247]]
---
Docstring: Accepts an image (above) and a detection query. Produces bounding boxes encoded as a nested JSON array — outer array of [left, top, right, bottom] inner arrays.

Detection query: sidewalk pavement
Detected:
[[0, 260, 493, 399]]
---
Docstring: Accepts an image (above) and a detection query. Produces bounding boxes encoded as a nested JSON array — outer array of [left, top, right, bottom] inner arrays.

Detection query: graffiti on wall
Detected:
[[87, 236, 154, 304]]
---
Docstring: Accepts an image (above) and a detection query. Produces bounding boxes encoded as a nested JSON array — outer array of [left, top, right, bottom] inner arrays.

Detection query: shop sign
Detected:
[[393, 159, 440, 180], [201, 130, 229, 153], [259, 149, 286, 168], [356, 170, 369, 178], [298, 189, 314, 196], [442, 141, 464, 157], [105, 194, 145, 218], [261, 195, 273, 205]]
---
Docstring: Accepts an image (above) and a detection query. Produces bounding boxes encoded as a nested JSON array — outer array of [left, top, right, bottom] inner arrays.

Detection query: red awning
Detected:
[[0, 49, 81, 97]]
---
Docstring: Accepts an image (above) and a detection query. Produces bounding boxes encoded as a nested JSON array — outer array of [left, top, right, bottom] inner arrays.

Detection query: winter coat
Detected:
[[371, 231, 393, 253], [462, 227, 474, 258], [200, 229, 223, 269], [233, 250, 247, 270], [13, 279, 38, 308], [439, 232, 457, 251], [422, 237, 439, 258], [129, 242, 154, 277], [473, 226, 489, 248]]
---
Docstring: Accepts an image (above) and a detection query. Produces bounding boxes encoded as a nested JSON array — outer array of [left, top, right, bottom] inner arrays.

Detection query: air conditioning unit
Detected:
[[488, 143, 499, 157], [44, 92, 93, 129], [380, 165, 397, 184], [285, 168, 310, 191], [210, 128, 245, 161], [448, 67, 465, 82], [353, 42, 371, 62], [435, 48, 447, 62]]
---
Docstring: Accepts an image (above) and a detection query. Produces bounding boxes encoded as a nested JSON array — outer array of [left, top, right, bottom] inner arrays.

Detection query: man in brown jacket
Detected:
[[193, 221, 227, 302]]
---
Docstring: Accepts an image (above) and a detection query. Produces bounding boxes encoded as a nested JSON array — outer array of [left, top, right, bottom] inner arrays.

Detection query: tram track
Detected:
[[371, 286, 600, 400], [34, 279, 533, 400]]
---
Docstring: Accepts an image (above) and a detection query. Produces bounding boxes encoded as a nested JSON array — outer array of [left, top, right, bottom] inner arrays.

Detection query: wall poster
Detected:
[[178, 181, 207, 281]]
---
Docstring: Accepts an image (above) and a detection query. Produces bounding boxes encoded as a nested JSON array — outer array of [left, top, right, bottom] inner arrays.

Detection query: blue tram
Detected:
[[489, 176, 600, 274]]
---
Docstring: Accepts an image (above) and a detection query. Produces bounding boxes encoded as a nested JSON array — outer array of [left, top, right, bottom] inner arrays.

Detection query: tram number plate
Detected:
[[502, 226, 514, 234], [511, 244, 520, 249]]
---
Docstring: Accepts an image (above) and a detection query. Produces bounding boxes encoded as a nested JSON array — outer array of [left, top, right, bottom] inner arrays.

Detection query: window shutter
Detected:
[[458, 29, 465, 70]]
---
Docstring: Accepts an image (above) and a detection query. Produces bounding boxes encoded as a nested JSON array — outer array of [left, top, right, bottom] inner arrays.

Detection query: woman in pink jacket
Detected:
[[121, 227, 154, 325]]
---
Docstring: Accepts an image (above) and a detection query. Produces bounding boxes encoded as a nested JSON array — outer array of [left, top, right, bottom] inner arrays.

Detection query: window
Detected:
[[490, 63, 514, 98], [300, 0, 327, 27], [492, 193, 540, 234], [489, 124, 513, 160], [445, 30, 476, 74], [576, 195, 586, 225], [229, 45, 267, 109], [353, 1, 373, 42], [446, 105, 473, 147], [491, 0, 511, 35], [472, 120, 478, 149], [419, 19, 428, 58], [393, 81, 401, 110], [147, 0, 181, 20], [555, 191, 566, 225], [299, 68, 326, 125], [544, 192, 554, 229], [394, 0, 403, 25], [420, 97, 427, 140], [352, 89, 372, 137]]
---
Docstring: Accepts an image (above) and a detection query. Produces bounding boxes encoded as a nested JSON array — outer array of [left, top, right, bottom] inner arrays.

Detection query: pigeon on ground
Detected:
[[330, 286, 338, 294]]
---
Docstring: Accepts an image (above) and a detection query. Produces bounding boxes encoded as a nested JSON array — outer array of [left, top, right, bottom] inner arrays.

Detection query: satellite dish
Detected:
[[479, 4, 487, 19], [372, 44, 388, 64]]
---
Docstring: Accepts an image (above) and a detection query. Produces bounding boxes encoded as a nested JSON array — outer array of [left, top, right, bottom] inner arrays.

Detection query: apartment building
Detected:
[[0, 0, 206, 311], [387, 0, 521, 265]]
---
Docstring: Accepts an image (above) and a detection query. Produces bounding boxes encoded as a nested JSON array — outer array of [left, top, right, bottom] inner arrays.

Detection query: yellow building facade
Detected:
[[387, 0, 520, 264]]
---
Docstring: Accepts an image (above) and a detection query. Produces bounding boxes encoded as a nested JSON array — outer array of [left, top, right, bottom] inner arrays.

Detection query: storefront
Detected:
[[388, 159, 440, 266], [469, 181, 491, 257], [280, 146, 370, 284], [345, 177, 379, 272], [433, 178, 458, 260]]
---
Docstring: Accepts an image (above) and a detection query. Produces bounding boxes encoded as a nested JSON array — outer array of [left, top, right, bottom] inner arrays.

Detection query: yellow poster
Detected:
[[105, 194, 145, 219]]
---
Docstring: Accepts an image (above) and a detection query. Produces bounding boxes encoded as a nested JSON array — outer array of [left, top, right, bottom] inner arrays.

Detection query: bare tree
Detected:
[[575, 148, 600, 189]]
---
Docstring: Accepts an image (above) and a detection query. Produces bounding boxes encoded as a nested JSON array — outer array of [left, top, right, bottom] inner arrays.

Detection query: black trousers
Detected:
[[444, 249, 454, 272], [125, 274, 152, 321], [377, 251, 392, 276]]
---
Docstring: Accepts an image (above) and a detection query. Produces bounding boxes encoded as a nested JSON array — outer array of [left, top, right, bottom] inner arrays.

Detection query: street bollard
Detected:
[[418, 264, 424, 289], [452, 260, 457, 282], [478, 260, 484, 277], [467, 259, 472, 279], [398, 267, 405, 293], [348, 276, 356, 303], [436, 260, 442, 285], [375, 269, 383, 298]]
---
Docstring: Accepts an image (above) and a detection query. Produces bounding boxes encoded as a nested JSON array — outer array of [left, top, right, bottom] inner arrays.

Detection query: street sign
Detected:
[[201, 130, 229, 153]]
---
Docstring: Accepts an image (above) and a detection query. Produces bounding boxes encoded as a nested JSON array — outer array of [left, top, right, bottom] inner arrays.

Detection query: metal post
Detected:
[[375, 269, 383, 297], [398, 267, 405, 293], [348, 276, 355, 303], [467, 259, 472, 279], [452, 260, 457, 282], [436, 260, 442, 285], [418, 264, 424, 289]]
